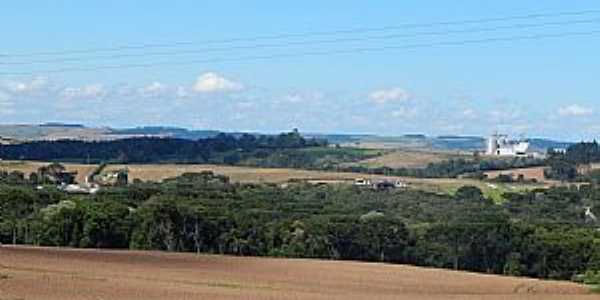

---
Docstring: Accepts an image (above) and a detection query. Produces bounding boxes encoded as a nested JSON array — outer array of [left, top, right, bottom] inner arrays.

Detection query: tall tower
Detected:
[[486, 133, 498, 155]]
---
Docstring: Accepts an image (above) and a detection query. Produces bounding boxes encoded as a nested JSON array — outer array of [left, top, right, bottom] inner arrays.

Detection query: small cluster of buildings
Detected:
[[486, 133, 530, 157], [0, 136, 18, 145], [354, 178, 407, 190], [54, 169, 128, 194], [287, 177, 407, 191]]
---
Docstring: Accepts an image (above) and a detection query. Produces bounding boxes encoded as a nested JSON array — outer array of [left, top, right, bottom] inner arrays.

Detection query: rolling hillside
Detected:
[[0, 246, 593, 300]]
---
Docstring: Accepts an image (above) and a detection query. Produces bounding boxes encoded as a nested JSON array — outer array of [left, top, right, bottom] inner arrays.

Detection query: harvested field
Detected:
[[102, 164, 548, 199], [103, 163, 470, 186], [355, 149, 469, 169], [105, 163, 367, 184], [0, 161, 550, 200], [0, 246, 594, 300]]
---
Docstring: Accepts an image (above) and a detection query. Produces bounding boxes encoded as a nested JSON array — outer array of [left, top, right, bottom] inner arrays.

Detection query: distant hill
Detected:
[[39, 122, 85, 128], [527, 138, 572, 152], [110, 126, 221, 140], [0, 124, 573, 153], [0, 124, 111, 141]]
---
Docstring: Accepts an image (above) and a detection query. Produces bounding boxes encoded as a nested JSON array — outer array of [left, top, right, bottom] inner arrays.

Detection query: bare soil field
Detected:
[[484, 167, 550, 183], [0, 246, 594, 300]]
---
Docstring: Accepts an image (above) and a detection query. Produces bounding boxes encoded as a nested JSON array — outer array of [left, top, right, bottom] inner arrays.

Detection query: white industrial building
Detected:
[[486, 134, 530, 157]]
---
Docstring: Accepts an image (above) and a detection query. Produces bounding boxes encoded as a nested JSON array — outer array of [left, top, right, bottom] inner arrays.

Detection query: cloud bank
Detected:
[[0, 74, 597, 140]]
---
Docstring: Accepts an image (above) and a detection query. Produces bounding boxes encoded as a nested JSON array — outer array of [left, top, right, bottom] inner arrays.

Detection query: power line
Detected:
[[2, 18, 599, 66], [1, 8, 600, 58], [2, 30, 599, 76]]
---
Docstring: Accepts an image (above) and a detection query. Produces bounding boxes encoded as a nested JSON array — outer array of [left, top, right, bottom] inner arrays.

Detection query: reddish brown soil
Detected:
[[484, 167, 550, 183], [0, 246, 594, 300]]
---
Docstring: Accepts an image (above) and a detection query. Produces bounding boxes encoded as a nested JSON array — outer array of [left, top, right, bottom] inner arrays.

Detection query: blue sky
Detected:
[[1, 1, 599, 140]]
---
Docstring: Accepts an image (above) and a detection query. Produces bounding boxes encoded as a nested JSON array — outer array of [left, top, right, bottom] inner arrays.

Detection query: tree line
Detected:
[[334, 156, 544, 179], [546, 141, 600, 182], [0, 131, 326, 164], [1, 171, 599, 284]]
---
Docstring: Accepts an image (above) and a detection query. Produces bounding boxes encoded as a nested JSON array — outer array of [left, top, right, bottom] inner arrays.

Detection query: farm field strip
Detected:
[[0, 246, 594, 300], [1, 161, 553, 199]]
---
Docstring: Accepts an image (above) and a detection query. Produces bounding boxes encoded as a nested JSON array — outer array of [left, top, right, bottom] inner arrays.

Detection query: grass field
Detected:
[[0, 246, 594, 300]]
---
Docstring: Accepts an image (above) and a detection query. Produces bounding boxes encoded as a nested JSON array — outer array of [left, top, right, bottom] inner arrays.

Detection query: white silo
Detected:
[[486, 134, 498, 155]]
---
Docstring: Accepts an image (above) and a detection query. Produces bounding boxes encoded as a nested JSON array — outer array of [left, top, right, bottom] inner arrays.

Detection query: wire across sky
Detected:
[[1, 8, 600, 76]]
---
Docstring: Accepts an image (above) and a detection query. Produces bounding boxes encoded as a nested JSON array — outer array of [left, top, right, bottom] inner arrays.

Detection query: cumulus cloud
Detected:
[[4, 77, 49, 94], [192, 72, 244, 93], [283, 93, 306, 104], [368, 87, 411, 104], [489, 108, 521, 121], [461, 108, 478, 119], [176, 86, 188, 98], [137, 82, 172, 98], [281, 91, 324, 104], [141, 82, 167, 93], [558, 104, 592, 117], [61, 84, 106, 100], [391, 107, 418, 118]]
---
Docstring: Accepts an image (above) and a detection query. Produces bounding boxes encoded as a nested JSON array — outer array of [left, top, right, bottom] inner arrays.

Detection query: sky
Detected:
[[1, 0, 600, 141]]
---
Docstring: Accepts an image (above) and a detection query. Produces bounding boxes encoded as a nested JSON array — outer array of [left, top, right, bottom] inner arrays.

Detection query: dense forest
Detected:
[[1, 170, 599, 285], [0, 131, 327, 164], [546, 141, 600, 182]]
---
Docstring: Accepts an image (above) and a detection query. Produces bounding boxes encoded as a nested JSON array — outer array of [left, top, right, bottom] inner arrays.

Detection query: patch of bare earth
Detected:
[[484, 167, 552, 183], [0, 246, 593, 300]]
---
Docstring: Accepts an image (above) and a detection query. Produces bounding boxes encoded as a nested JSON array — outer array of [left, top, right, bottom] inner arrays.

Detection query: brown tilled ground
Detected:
[[484, 167, 552, 183], [0, 246, 594, 300]]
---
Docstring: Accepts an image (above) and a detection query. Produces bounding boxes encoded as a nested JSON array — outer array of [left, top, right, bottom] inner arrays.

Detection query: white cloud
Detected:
[[369, 87, 411, 104], [61, 84, 106, 100], [558, 104, 592, 117], [462, 109, 475, 116], [142, 82, 167, 93], [0, 91, 10, 102], [137, 82, 171, 98], [4, 77, 49, 94], [176, 86, 188, 98], [0, 91, 14, 115], [192, 72, 244, 93], [461, 108, 478, 120], [284, 93, 305, 104], [391, 107, 418, 118], [489, 108, 521, 121], [281, 91, 324, 104]]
